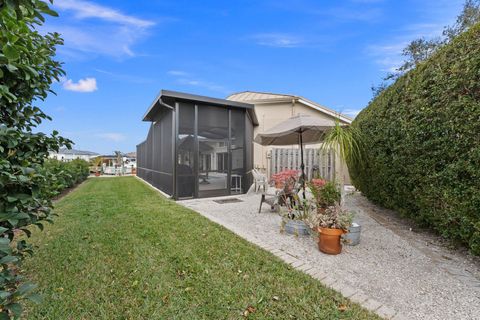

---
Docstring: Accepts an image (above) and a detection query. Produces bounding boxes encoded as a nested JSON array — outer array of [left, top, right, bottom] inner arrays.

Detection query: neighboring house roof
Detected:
[[227, 91, 352, 124], [98, 151, 135, 158], [55, 148, 99, 156], [143, 89, 258, 125]]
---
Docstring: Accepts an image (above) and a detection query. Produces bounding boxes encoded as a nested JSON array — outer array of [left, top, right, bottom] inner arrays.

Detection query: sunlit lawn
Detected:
[[23, 176, 379, 319]]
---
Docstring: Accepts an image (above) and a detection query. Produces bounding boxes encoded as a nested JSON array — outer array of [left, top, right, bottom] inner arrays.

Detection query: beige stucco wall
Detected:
[[252, 100, 351, 184]]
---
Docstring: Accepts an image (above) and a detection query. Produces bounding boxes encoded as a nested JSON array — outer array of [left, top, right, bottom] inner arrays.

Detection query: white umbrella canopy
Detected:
[[254, 114, 336, 197], [254, 114, 334, 146]]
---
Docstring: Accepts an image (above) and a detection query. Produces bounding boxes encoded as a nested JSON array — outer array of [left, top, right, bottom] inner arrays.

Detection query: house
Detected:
[[49, 148, 99, 162], [97, 153, 136, 175], [227, 91, 352, 182], [137, 90, 257, 199]]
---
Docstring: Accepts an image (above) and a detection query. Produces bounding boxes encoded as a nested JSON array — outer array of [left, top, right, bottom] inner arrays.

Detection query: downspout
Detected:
[[159, 99, 174, 110]]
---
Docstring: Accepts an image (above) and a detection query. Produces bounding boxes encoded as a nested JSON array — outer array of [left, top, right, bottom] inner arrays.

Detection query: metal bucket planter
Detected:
[[342, 223, 361, 246], [284, 219, 310, 236]]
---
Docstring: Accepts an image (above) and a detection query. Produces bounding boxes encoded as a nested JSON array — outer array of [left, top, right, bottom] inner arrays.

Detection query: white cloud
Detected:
[[342, 108, 363, 118], [96, 133, 126, 142], [365, 1, 463, 71], [167, 70, 190, 76], [177, 78, 229, 94], [251, 33, 303, 48], [167, 70, 231, 94], [52, 1, 156, 58], [366, 43, 407, 71], [350, 0, 384, 3], [55, 0, 154, 27], [326, 6, 383, 22], [94, 68, 153, 84], [335, 105, 364, 118], [167, 70, 230, 94], [63, 77, 98, 92]]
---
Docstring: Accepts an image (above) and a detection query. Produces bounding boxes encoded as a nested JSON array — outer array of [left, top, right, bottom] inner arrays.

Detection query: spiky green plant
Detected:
[[320, 119, 366, 204], [321, 120, 365, 170]]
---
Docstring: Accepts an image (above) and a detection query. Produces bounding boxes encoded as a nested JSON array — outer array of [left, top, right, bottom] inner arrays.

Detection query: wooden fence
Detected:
[[269, 148, 335, 181]]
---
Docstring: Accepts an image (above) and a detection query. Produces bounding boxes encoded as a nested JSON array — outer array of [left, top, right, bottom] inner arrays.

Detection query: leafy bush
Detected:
[[40, 159, 90, 198], [0, 1, 70, 318], [350, 23, 480, 254]]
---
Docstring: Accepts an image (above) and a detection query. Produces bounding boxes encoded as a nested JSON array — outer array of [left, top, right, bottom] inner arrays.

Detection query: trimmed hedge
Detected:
[[40, 159, 90, 199], [351, 24, 480, 254]]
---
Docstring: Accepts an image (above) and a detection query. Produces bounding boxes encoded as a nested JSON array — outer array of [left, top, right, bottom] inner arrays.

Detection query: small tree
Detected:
[[0, 1, 70, 318], [443, 0, 480, 40], [372, 0, 480, 96]]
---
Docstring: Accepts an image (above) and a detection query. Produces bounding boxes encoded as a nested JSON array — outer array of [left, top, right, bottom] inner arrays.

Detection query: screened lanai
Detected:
[[137, 90, 258, 199]]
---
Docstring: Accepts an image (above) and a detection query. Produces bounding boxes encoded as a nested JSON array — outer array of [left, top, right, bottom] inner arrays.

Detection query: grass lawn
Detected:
[[23, 177, 379, 319]]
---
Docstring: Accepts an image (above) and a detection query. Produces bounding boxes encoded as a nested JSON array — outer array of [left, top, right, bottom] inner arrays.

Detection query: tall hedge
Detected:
[[351, 23, 480, 254], [0, 1, 70, 318]]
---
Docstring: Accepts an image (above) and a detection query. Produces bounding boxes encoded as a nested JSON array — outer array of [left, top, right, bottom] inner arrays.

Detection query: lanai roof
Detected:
[[143, 90, 258, 125]]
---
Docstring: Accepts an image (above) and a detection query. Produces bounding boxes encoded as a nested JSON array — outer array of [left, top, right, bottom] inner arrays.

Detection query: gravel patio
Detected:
[[179, 190, 480, 320]]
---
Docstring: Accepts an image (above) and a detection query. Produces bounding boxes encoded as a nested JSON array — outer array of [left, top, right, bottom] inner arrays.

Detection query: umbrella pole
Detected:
[[299, 131, 306, 199]]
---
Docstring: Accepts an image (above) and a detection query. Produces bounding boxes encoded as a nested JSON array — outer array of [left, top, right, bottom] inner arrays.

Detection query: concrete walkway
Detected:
[[179, 191, 480, 320]]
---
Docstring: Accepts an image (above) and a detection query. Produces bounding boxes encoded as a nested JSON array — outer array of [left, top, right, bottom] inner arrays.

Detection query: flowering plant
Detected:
[[310, 178, 326, 188], [308, 179, 340, 210], [270, 169, 299, 189]]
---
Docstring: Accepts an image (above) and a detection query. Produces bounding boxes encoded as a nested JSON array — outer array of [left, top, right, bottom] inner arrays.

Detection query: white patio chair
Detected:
[[251, 168, 268, 193]]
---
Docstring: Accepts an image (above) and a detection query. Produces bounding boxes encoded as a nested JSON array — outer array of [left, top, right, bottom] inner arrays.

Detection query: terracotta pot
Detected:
[[318, 227, 346, 255], [95, 172, 100, 177]]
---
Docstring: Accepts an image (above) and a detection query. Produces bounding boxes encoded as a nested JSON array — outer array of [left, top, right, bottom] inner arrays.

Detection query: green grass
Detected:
[[23, 177, 379, 319]]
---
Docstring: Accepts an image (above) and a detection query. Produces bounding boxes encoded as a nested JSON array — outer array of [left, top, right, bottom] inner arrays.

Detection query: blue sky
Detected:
[[37, 0, 464, 154]]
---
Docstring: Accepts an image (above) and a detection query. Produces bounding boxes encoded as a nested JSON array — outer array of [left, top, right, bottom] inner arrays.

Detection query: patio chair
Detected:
[[258, 186, 281, 213], [251, 168, 268, 193], [258, 177, 297, 213]]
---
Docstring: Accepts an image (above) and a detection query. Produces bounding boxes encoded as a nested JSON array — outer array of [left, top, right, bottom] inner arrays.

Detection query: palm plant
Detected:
[[320, 119, 366, 203]]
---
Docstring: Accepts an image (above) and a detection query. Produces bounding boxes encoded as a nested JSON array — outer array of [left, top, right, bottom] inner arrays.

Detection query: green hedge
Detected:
[[40, 159, 90, 199], [351, 24, 480, 254]]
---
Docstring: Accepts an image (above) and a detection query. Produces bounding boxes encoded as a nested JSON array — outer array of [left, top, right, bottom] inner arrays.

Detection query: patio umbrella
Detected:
[[254, 114, 334, 196]]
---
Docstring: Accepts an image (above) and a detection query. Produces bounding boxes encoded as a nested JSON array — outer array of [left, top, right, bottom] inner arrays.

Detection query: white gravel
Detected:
[[179, 191, 480, 320]]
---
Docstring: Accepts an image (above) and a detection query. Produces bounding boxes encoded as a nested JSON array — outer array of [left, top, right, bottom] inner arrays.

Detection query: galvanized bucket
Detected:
[[284, 220, 310, 236], [343, 223, 361, 246]]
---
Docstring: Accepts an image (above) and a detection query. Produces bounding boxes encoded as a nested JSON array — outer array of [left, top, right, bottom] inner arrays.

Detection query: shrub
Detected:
[[40, 159, 90, 198], [0, 1, 69, 317], [350, 23, 480, 254]]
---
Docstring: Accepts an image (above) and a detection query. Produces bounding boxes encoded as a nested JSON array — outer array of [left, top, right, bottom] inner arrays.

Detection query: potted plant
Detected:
[[275, 175, 313, 236], [306, 180, 352, 254], [280, 193, 313, 236], [306, 203, 353, 254]]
